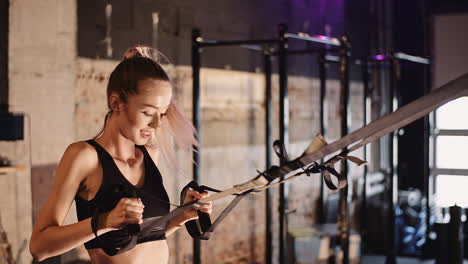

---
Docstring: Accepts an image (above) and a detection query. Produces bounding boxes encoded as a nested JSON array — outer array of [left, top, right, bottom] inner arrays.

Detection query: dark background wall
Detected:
[[395, 0, 468, 190], [77, 0, 347, 77], [395, 0, 430, 190]]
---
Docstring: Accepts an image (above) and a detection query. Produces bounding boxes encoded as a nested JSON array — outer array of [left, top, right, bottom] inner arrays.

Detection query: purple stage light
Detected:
[[313, 35, 331, 41], [373, 54, 386, 61]]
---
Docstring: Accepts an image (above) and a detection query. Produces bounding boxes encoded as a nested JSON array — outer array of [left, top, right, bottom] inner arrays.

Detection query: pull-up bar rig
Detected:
[[192, 23, 433, 264], [191, 24, 355, 264], [318, 50, 430, 263]]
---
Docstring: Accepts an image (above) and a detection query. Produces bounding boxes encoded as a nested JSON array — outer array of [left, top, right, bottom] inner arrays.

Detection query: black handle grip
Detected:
[[116, 185, 141, 235], [180, 181, 212, 240]]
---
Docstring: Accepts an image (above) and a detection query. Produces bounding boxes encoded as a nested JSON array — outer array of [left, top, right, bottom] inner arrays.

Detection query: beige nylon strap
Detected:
[[199, 72, 468, 203]]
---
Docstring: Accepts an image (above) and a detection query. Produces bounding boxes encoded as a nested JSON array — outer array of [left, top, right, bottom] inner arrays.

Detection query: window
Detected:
[[432, 97, 468, 207], [436, 175, 468, 207]]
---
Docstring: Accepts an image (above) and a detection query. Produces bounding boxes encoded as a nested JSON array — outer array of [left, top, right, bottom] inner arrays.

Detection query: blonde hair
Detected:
[[97, 45, 198, 171]]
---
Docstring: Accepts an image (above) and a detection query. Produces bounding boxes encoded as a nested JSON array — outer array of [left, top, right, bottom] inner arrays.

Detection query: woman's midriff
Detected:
[[87, 240, 169, 264]]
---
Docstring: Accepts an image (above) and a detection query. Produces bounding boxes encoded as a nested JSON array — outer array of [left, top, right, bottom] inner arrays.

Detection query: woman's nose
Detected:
[[149, 114, 161, 129]]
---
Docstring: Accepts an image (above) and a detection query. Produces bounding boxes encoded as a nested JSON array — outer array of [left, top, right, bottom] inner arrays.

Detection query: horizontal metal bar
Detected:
[[324, 55, 366, 66], [325, 54, 340, 62], [270, 47, 340, 56], [431, 168, 468, 176], [195, 37, 278, 47], [239, 44, 264, 51], [434, 129, 468, 136], [394, 52, 430, 64], [285, 33, 341, 46], [368, 53, 430, 65], [284, 48, 340, 55]]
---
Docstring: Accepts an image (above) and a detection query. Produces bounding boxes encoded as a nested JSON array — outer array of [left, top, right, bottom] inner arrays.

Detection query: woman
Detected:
[[29, 46, 211, 264]]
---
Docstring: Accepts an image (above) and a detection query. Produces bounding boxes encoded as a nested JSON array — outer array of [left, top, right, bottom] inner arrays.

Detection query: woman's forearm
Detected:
[[165, 213, 189, 237], [30, 214, 112, 262]]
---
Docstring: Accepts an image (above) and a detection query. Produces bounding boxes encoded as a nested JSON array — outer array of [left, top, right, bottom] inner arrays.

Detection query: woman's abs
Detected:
[[87, 240, 168, 264]]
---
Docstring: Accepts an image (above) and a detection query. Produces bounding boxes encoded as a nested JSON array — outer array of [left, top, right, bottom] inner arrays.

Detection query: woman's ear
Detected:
[[109, 94, 123, 112]]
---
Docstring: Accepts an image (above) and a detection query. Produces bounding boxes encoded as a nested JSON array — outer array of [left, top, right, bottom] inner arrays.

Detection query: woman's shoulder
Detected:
[[60, 140, 99, 170], [47, 141, 101, 192], [65, 140, 96, 157]]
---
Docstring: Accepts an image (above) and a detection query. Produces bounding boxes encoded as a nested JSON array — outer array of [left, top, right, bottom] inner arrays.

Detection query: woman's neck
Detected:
[[95, 115, 138, 163]]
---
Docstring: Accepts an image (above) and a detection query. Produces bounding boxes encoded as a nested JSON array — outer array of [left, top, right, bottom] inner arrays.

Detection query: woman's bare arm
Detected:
[[165, 191, 212, 237], [145, 146, 212, 237], [29, 142, 113, 261], [165, 213, 187, 236]]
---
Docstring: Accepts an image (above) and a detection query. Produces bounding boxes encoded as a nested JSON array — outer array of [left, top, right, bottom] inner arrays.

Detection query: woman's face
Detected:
[[118, 79, 172, 145]]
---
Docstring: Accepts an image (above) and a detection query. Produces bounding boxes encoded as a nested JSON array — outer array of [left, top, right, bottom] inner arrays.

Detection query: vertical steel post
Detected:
[[385, 56, 397, 264], [361, 60, 369, 252], [424, 61, 431, 250], [318, 51, 327, 224], [191, 28, 202, 264], [278, 23, 289, 264], [264, 49, 273, 264], [338, 35, 350, 264]]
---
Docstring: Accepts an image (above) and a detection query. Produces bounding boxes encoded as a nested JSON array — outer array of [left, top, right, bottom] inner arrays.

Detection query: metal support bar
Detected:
[[272, 47, 340, 55], [264, 49, 273, 264], [278, 23, 289, 264], [431, 168, 468, 176], [385, 57, 397, 264], [195, 38, 278, 47], [338, 35, 351, 264], [369, 53, 430, 65], [318, 51, 327, 224], [285, 33, 341, 46], [315, 54, 366, 66], [361, 60, 369, 252], [423, 61, 431, 252], [433, 129, 468, 136], [191, 28, 202, 264], [239, 44, 265, 51], [394, 52, 430, 64]]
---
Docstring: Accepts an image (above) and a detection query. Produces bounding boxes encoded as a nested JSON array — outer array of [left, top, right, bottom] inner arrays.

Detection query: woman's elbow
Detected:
[[29, 234, 48, 261]]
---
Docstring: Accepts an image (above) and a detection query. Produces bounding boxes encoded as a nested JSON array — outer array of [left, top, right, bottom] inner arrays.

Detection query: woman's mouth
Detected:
[[141, 130, 152, 139]]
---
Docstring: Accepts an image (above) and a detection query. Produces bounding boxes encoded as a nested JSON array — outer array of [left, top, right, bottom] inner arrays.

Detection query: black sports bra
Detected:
[[74, 139, 170, 251]]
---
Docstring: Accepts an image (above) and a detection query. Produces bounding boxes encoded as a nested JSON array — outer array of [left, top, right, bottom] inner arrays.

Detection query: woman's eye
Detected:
[[143, 112, 152, 117]]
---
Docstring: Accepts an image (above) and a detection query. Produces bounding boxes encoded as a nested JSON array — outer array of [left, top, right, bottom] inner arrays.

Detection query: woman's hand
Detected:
[[182, 190, 213, 222], [101, 198, 145, 230]]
